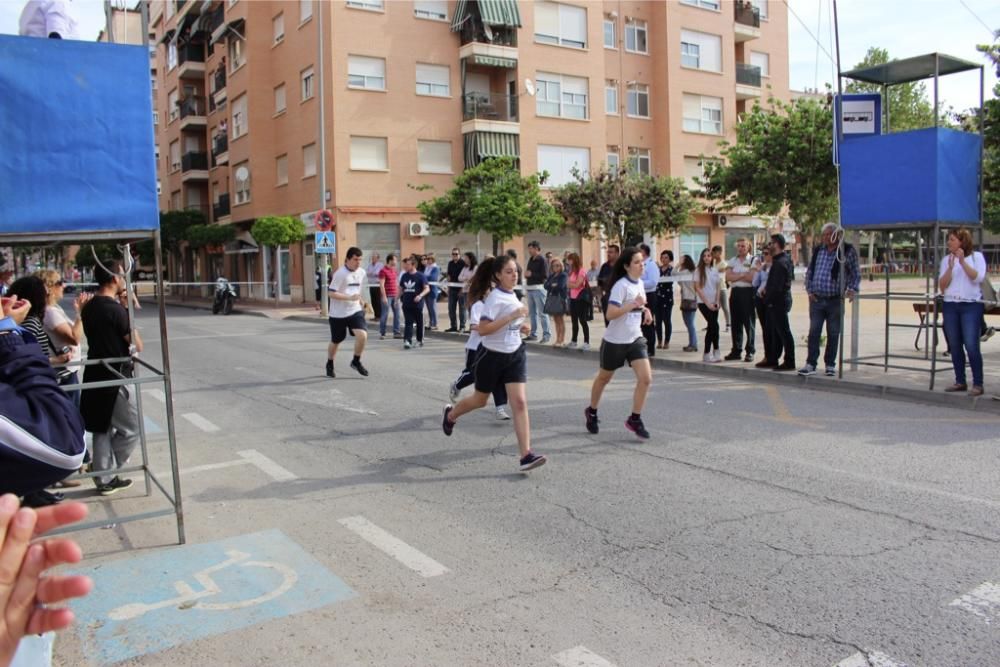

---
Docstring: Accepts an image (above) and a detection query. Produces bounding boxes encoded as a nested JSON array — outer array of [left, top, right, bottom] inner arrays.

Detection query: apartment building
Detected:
[[152, 0, 789, 303]]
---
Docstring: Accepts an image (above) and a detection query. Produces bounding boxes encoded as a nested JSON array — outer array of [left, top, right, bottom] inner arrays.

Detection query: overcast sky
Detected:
[[1, 0, 997, 110]]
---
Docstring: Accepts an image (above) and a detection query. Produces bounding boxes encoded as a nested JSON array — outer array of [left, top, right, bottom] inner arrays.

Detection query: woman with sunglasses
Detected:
[[37, 270, 90, 408]]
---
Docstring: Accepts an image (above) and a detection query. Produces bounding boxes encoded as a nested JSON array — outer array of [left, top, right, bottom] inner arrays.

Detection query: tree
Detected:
[[250, 215, 306, 247], [845, 47, 935, 132], [550, 165, 696, 246], [977, 31, 1000, 232], [186, 223, 236, 248], [701, 95, 838, 245], [416, 156, 563, 256]]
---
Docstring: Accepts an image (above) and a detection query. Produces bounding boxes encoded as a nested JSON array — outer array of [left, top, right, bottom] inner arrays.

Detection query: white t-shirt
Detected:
[[727, 255, 758, 288], [697, 268, 722, 305], [939, 251, 986, 302], [466, 300, 485, 351], [43, 304, 81, 363], [479, 287, 524, 353], [604, 276, 645, 344], [328, 266, 366, 318], [19, 0, 79, 39]]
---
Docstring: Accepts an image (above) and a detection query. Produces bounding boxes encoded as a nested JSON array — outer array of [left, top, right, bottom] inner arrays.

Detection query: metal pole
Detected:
[[933, 54, 939, 129], [122, 244, 152, 498], [104, 0, 113, 43], [317, 0, 330, 318], [849, 230, 860, 371], [930, 223, 939, 390], [884, 231, 890, 373]]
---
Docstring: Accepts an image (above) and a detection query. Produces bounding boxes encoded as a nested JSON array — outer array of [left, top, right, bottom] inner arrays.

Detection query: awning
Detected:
[[463, 131, 519, 168], [191, 12, 213, 38], [471, 54, 516, 68], [841, 52, 981, 86], [478, 0, 521, 27], [224, 240, 258, 255], [172, 13, 198, 46], [158, 28, 175, 45], [209, 18, 244, 46], [450, 0, 469, 31]]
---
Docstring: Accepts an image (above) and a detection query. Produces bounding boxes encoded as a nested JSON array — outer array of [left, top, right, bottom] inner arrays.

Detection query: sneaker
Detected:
[[524, 334, 539, 341], [404, 340, 412, 349], [566, 342, 578, 349], [418, 341, 424, 348], [393, 333, 404, 339], [981, 327, 995, 343], [744, 353, 754, 362], [798, 364, 817, 376], [581, 343, 590, 351], [380, 334, 386, 340], [442, 405, 455, 436], [449, 381, 460, 402], [98, 476, 133, 496], [541, 335, 551, 344], [519, 451, 547, 472], [496, 405, 511, 420], [724, 351, 742, 361], [445, 327, 458, 333], [584, 407, 600, 434], [350, 358, 369, 376], [711, 350, 722, 362], [625, 415, 650, 440], [325, 360, 335, 378], [703, 353, 713, 363], [683, 345, 698, 352], [825, 366, 836, 377]]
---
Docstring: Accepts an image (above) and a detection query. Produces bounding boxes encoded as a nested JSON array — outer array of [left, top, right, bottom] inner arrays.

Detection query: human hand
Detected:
[[520, 323, 531, 335], [633, 292, 646, 308], [642, 309, 653, 326], [516, 304, 529, 319], [711, 304, 720, 311], [56, 352, 72, 365], [808, 293, 817, 303], [73, 292, 92, 313], [381, 298, 388, 306], [846, 289, 856, 303], [1, 296, 30, 325], [954, 248, 966, 262]]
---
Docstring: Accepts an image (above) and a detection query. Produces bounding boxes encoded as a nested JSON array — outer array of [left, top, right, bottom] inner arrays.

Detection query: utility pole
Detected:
[[317, 0, 330, 317]]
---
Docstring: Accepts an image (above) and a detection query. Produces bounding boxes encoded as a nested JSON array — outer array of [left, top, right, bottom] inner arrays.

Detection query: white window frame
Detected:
[[169, 140, 180, 172], [300, 0, 313, 23], [414, 0, 447, 21], [153, 111, 159, 126], [537, 144, 590, 188], [168, 88, 179, 122], [628, 147, 651, 176], [680, 0, 720, 10], [682, 94, 723, 135], [750, 50, 770, 77], [534, 1, 587, 49], [605, 81, 617, 115], [346, 0, 384, 11], [272, 13, 285, 44], [274, 83, 287, 114], [752, 0, 768, 20], [681, 41, 700, 69], [680, 30, 722, 73], [151, 76, 157, 91], [228, 37, 245, 72], [167, 42, 177, 70], [303, 143, 317, 178], [626, 82, 649, 119], [415, 63, 450, 97], [624, 18, 647, 54], [350, 136, 389, 171], [231, 94, 248, 138], [683, 155, 719, 190], [275, 154, 288, 186], [536, 71, 588, 120], [603, 18, 615, 49], [417, 140, 453, 174], [234, 161, 251, 204], [348, 55, 386, 91], [301, 66, 315, 101], [606, 151, 620, 174]]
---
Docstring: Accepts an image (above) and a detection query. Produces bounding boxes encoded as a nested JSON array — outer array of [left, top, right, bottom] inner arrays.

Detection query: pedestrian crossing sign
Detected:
[[315, 232, 336, 254]]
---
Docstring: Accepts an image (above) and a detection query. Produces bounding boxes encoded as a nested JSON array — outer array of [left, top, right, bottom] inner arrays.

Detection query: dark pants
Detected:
[[403, 304, 424, 343], [570, 298, 590, 344], [806, 296, 843, 368], [656, 300, 673, 345], [369, 286, 382, 320], [698, 303, 720, 352], [729, 288, 756, 355], [766, 295, 794, 365], [754, 296, 770, 362], [424, 290, 438, 328], [448, 287, 465, 330], [942, 300, 985, 387], [640, 292, 658, 356], [455, 349, 508, 406]]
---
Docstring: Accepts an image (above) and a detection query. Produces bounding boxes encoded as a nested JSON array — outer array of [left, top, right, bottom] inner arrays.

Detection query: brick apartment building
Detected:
[[151, 0, 789, 303]]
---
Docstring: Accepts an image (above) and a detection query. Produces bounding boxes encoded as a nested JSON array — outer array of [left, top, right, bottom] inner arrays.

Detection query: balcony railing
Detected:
[[459, 22, 517, 47], [177, 42, 205, 65], [179, 96, 206, 118], [181, 151, 208, 172], [736, 63, 762, 87], [463, 92, 518, 123], [213, 68, 226, 93], [212, 133, 229, 157], [213, 194, 231, 219], [734, 2, 761, 27], [209, 4, 225, 33]]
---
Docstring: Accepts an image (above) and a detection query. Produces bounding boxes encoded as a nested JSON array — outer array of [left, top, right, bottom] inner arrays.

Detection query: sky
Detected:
[[0, 0, 997, 110]]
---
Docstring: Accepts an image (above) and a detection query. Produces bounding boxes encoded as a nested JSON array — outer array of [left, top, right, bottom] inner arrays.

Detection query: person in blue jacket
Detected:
[[421, 253, 441, 330]]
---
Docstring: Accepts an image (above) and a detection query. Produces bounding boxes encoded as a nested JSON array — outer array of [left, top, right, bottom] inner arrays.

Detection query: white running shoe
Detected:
[[496, 405, 512, 420], [711, 350, 722, 362], [449, 381, 460, 402], [581, 342, 590, 351], [703, 353, 713, 363]]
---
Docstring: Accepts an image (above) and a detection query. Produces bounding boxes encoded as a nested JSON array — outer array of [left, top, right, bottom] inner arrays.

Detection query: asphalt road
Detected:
[[56, 306, 1000, 667]]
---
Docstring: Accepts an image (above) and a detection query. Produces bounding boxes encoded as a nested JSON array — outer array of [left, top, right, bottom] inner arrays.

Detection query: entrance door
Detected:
[[278, 246, 291, 300]]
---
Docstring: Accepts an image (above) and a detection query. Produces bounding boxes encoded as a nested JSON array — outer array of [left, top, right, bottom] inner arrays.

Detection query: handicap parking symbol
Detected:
[[73, 529, 356, 664]]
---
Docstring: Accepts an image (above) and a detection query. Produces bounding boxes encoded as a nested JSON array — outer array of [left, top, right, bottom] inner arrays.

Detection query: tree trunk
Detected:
[[492, 235, 501, 257]]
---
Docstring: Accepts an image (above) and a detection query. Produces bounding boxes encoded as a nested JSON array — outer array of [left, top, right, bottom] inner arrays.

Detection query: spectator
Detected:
[[524, 240, 550, 343], [676, 254, 699, 352], [378, 254, 401, 340], [421, 254, 441, 330], [758, 234, 796, 371], [0, 271, 12, 297], [799, 223, 860, 377], [597, 245, 620, 324], [366, 253, 384, 323], [586, 259, 600, 312], [38, 270, 89, 408], [939, 228, 986, 396], [458, 252, 476, 332], [506, 249, 523, 294], [639, 244, 659, 357], [543, 257, 568, 347], [694, 249, 722, 363], [752, 247, 772, 366], [656, 250, 674, 350], [400, 256, 429, 349], [724, 238, 759, 362], [18, 0, 78, 39], [445, 247, 464, 332], [566, 253, 590, 350], [711, 245, 731, 332]]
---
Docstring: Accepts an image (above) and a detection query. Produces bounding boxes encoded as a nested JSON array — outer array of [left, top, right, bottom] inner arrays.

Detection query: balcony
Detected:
[[213, 193, 231, 221], [734, 2, 761, 42], [211, 133, 229, 166], [463, 92, 518, 121], [177, 43, 206, 79], [459, 22, 517, 48], [735, 63, 762, 99], [208, 4, 224, 34], [212, 68, 226, 94], [179, 95, 207, 130], [181, 151, 209, 181]]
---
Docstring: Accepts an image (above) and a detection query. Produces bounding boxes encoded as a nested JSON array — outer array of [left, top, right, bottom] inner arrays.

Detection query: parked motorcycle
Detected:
[[212, 277, 236, 315]]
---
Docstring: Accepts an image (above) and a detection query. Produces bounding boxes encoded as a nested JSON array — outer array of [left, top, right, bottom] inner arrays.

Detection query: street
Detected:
[[58, 306, 1000, 667]]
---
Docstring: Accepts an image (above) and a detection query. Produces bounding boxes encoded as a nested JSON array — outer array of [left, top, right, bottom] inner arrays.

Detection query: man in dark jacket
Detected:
[[757, 234, 796, 371], [445, 247, 465, 332]]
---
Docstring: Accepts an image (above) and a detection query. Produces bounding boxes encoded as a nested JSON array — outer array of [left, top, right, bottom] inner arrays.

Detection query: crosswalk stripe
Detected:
[[142, 416, 162, 434], [146, 388, 166, 403], [337, 516, 449, 578], [835, 650, 908, 667], [552, 646, 617, 667], [949, 581, 1000, 625], [237, 449, 298, 481], [181, 412, 220, 432]]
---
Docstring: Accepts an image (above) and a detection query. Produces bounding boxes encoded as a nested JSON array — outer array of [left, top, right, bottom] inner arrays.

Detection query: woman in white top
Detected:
[[584, 247, 653, 440], [442, 255, 546, 472], [694, 248, 722, 363], [939, 228, 987, 396], [448, 260, 509, 419], [675, 254, 699, 352], [458, 252, 476, 332], [38, 269, 89, 407]]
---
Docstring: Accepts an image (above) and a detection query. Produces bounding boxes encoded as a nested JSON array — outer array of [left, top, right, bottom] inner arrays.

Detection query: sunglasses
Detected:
[[54, 280, 64, 286]]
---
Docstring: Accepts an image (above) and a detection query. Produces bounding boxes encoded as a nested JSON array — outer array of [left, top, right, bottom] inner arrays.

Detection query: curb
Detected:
[[144, 299, 272, 319]]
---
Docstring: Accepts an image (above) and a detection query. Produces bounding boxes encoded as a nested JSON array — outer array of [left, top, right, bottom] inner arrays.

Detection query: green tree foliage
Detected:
[[186, 224, 236, 248], [701, 95, 838, 238], [845, 47, 935, 132], [251, 215, 306, 247], [416, 156, 563, 256], [550, 165, 696, 245], [73, 243, 120, 270], [977, 31, 1000, 232]]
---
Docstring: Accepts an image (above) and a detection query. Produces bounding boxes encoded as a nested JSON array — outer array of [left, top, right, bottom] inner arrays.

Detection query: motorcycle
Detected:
[[212, 277, 236, 315]]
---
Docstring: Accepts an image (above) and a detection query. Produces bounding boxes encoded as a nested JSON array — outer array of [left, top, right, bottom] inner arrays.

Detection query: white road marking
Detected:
[[337, 516, 449, 578], [284, 388, 378, 416], [552, 645, 617, 667], [835, 651, 909, 667], [182, 412, 220, 432], [949, 581, 1000, 625], [179, 459, 253, 476], [237, 449, 298, 481], [146, 388, 166, 403]]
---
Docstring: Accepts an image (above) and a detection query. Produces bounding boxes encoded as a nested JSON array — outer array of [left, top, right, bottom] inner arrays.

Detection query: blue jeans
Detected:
[[942, 300, 984, 387], [806, 296, 842, 368], [527, 288, 550, 337], [380, 296, 401, 336], [682, 308, 698, 349], [424, 289, 438, 327]]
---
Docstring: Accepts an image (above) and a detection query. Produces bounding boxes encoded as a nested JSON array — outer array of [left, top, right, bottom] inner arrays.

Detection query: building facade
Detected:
[[151, 0, 789, 302]]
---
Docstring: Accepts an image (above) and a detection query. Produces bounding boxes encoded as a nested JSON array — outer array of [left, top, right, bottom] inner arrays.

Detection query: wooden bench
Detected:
[[912, 302, 1000, 351]]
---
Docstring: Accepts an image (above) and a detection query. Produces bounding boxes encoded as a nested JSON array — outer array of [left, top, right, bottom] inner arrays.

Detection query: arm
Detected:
[[567, 271, 585, 290], [379, 274, 388, 302], [846, 247, 861, 296], [605, 299, 647, 321], [476, 305, 528, 336]]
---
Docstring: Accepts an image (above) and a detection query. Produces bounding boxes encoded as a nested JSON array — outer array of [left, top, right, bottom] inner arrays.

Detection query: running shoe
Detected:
[[403, 340, 412, 349], [350, 358, 369, 376], [825, 366, 836, 377], [581, 343, 590, 351], [585, 407, 600, 434], [798, 364, 817, 376], [449, 381, 460, 402], [98, 476, 133, 496], [519, 452, 547, 472], [625, 415, 650, 440], [496, 405, 511, 420], [325, 360, 335, 378], [442, 405, 455, 436]]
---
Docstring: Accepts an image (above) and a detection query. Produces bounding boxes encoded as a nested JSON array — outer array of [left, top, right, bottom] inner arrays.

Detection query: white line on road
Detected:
[[179, 459, 253, 476], [835, 650, 908, 667], [949, 581, 1000, 625], [146, 388, 166, 403], [182, 412, 221, 432], [337, 516, 450, 578], [552, 646, 618, 667], [237, 449, 298, 481]]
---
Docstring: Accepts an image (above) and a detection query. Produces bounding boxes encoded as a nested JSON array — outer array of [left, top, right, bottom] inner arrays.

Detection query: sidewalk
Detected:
[[147, 281, 1000, 415]]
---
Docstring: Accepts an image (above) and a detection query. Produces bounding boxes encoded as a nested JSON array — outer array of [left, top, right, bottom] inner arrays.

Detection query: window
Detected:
[[750, 51, 770, 77], [167, 43, 177, 70], [170, 190, 181, 211], [752, 0, 768, 20], [680, 0, 720, 10], [154, 144, 160, 161], [346, 0, 383, 10], [274, 84, 287, 114], [603, 18, 615, 49], [683, 94, 723, 134], [348, 56, 385, 91], [628, 147, 650, 175], [169, 140, 180, 172], [350, 136, 388, 170], [534, 1, 586, 49], [303, 143, 317, 177], [625, 19, 647, 54], [537, 144, 590, 187], [153, 111, 159, 126], [683, 156, 719, 190], [415, 63, 449, 96], [417, 140, 452, 174], [276, 154, 288, 186], [232, 94, 248, 138], [234, 161, 251, 204], [605, 80, 617, 115], [168, 88, 179, 121], [300, 0, 312, 22], [607, 150, 620, 173], [626, 83, 649, 118], [273, 13, 284, 44], [151, 76, 157, 91], [165, 0, 175, 19], [680, 30, 722, 72], [157, 180, 161, 196], [301, 66, 315, 100], [414, 0, 447, 20], [536, 72, 588, 120], [679, 230, 710, 261], [228, 37, 245, 71]]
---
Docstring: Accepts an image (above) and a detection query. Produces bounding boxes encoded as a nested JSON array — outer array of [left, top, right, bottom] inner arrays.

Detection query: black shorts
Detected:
[[329, 311, 367, 344], [474, 344, 527, 394], [599, 337, 648, 371]]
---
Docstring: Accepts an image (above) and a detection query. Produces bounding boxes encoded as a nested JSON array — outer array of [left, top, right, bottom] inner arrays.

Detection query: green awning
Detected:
[[472, 54, 517, 68], [450, 0, 469, 31], [464, 132, 519, 168], [478, 0, 521, 27]]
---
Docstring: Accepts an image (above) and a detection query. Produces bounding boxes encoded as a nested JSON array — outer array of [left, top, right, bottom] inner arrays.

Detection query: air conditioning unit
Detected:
[[408, 222, 430, 237], [717, 215, 728, 227]]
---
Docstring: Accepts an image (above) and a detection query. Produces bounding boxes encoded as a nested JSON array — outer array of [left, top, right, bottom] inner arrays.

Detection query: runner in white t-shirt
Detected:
[[585, 247, 654, 440], [441, 255, 546, 472], [326, 247, 369, 378]]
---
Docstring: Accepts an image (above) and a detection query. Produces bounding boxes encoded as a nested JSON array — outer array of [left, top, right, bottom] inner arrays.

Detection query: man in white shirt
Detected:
[[724, 238, 759, 362], [326, 247, 369, 378], [19, 0, 79, 40]]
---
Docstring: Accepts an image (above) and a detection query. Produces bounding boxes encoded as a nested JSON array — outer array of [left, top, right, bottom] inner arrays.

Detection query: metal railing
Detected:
[[213, 194, 231, 219], [734, 2, 761, 27], [212, 133, 228, 157], [177, 42, 205, 65], [459, 23, 517, 47], [181, 151, 208, 172], [209, 5, 225, 33], [736, 63, 762, 87], [213, 67, 226, 93], [179, 95, 206, 118], [463, 92, 518, 122]]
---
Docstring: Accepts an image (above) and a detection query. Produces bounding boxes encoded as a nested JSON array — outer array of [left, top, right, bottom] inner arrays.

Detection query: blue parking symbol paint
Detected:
[[72, 529, 356, 664], [143, 415, 162, 434]]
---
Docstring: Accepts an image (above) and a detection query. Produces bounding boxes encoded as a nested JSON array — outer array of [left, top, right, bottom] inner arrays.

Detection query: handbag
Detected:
[[543, 291, 567, 315], [981, 276, 998, 306], [681, 298, 697, 312]]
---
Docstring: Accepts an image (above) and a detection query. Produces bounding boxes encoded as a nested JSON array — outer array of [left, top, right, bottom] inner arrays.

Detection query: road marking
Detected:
[[179, 459, 253, 476], [182, 412, 220, 432], [552, 645, 617, 667], [337, 516, 449, 578], [143, 416, 162, 434], [949, 581, 1000, 625], [146, 388, 166, 403], [284, 388, 378, 416], [835, 651, 908, 667], [237, 449, 298, 481]]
